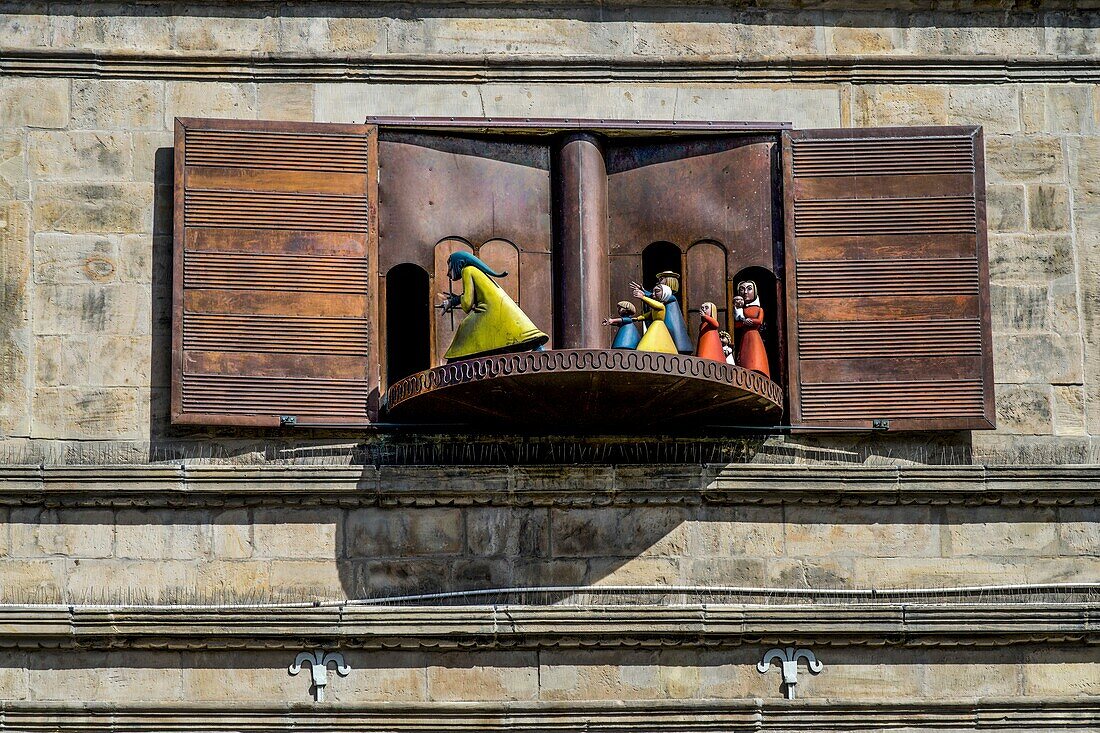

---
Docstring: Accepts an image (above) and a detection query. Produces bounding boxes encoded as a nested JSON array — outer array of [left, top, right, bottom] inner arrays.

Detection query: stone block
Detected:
[[827, 21, 905, 55], [631, 22, 738, 57], [35, 334, 150, 388], [182, 651, 298, 702], [66, 558, 200, 603], [1053, 385, 1087, 437], [984, 184, 1025, 233], [993, 384, 1053, 436], [987, 233, 1075, 284], [1073, 137, 1100, 202], [1027, 184, 1070, 232], [165, 82, 257, 123], [0, 10, 50, 48], [31, 386, 147, 440], [946, 86, 1020, 135], [919, 650, 1021, 698], [989, 284, 1055, 333], [907, 19, 1043, 57], [28, 651, 184, 702], [10, 508, 114, 558], [327, 17, 388, 53], [114, 510, 211, 560], [195, 560, 270, 598], [466, 507, 548, 557], [849, 556, 1028, 587], [1046, 15, 1100, 56], [985, 135, 1064, 183], [389, 17, 631, 56], [681, 506, 784, 557], [587, 556, 682, 586], [730, 13, 825, 58], [1057, 506, 1099, 555], [0, 78, 69, 129], [35, 232, 150, 285], [427, 652, 539, 701], [550, 507, 689, 558], [257, 83, 314, 122], [0, 200, 32, 437], [132, 131, 174, 186], [212, 509, 254, 559], [1046, 85, 1096, 134], [765, 557, 854, 589], [683, 557, 767, 586], [992, 332, 1082, 385], [853, 85, 947, 126], [1022, 651, 1100, 696], [0, 661, 28, 700], [356, 559, 452, 596], [266, 560, 345, 599], [50, 9, 172, 52], [71, 80, 164, 131], [345, 508, 463, 558], [0, 559, 62, 601], [332, 651, 429, 702], [33, 182, 153, 234], [173, 16, 277, 53], [944, 506, 1060, 556], [252, 508, 340, 559], [0, 133, 28, 200], [1019, 85, 1046, 133], [277, 16, 331, 53], [33, 283, 152, 335], [784, 506, 940, 558]]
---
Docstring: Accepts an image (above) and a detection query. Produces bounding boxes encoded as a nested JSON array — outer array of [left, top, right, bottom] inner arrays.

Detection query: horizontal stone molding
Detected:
[[0, 464, 1096, 508], [0, 600, 1094, 650], [2, 50, 1100, 85], [1, 698, 1097, 731]]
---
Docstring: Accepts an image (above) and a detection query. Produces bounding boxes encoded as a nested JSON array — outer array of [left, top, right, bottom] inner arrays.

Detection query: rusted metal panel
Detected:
[[783, 126, 995, 431], [606, 138, 776, 319], [172, 118, 377, 427], [378, 133, 553, 377]]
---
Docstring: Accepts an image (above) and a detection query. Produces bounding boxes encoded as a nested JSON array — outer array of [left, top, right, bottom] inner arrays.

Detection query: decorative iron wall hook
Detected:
[[757, 647, 822, 699], [288, 649, 350, 702]]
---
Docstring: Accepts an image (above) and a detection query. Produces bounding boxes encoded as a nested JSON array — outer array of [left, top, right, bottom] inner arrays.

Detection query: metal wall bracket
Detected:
[[757, 647, 822, 699], [872, 418, 890, 431], [289, 649, 350, 702], [279, 415, 297, 427]]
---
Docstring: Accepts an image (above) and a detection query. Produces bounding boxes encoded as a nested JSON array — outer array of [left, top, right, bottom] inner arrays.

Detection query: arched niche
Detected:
[[478, 239, 521, 305], [685, 240, 728, 330], [641, 241, 683, 293], [732, 265, 780, 381], [385, 263, 431, 385]]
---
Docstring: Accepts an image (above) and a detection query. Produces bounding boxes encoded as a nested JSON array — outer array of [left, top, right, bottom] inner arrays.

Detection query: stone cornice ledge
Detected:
[[1, 49, 1099, 84], [0, 464, 1095, 508], [1, 698, 1097, 731], [0, 602, 1094, 650]]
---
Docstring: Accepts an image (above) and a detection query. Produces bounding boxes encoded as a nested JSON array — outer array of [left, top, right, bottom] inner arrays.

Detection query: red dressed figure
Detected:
[[695, 301, 725, 362], [734, 280, 771, 379]]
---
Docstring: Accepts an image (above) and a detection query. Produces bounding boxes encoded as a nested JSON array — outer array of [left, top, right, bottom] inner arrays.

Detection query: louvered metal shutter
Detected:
[[782, 126, 995, 431], [172, 118, 377, 426]]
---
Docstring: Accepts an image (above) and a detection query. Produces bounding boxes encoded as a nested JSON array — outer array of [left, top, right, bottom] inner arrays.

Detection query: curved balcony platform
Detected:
[[382, 349, 783, 431]]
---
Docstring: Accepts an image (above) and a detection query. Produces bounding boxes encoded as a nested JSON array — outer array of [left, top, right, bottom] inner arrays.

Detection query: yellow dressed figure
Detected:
[[439, 251, 549, 361], [631, 283, 678, 354]]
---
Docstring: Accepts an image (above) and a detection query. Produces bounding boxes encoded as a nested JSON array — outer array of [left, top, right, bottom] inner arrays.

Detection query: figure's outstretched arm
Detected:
[[638, 294, 663, 312]]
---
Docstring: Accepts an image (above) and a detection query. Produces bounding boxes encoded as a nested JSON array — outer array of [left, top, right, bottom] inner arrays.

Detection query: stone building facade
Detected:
[[0, 3, 1097, 730]]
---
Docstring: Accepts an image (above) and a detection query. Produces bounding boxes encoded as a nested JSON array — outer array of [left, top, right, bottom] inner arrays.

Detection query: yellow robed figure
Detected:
[[439, 251, 549, 361], [631, 283, 678, 354]]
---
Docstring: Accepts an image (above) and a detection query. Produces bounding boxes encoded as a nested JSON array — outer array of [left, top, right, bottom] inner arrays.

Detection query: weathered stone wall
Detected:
[[0, 4, 1098, 463]]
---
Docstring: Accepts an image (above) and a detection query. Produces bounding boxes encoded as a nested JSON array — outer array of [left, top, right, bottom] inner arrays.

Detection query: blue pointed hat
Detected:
[[447, 250, 507, 280]]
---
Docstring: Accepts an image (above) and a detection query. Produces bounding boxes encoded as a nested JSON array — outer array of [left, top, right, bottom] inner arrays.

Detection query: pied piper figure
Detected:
[[438, 251, 548, 361], [631, 271, 694, 354], [631, 283, 678, 354], [733, 280, 771, 378]]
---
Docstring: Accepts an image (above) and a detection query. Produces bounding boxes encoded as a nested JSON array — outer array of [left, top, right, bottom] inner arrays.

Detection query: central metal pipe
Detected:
[[553, 133, 609, 349]]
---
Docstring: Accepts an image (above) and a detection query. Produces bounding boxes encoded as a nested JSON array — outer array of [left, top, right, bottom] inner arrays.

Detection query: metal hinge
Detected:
[[872, 419, 890, 431], [280, 415, 298, 427]]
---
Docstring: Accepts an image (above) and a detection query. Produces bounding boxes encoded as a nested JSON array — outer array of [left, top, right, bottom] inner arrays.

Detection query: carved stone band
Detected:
[[382, 349, 783, 431]]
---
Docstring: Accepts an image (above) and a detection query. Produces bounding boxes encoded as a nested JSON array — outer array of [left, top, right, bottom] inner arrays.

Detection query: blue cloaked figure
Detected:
[[604, 301, 642, 349], [631, 272, 694, 354]]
